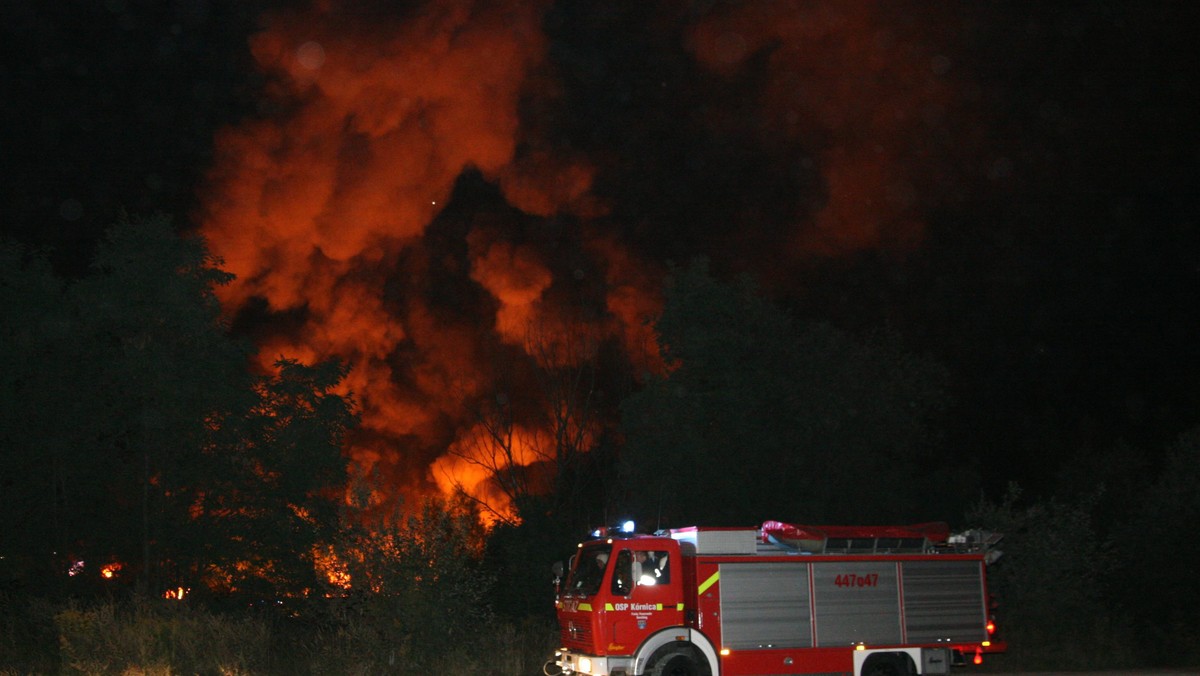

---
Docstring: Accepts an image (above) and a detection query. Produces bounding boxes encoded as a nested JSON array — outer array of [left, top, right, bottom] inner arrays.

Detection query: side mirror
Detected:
[[551, 560, 565, 597]]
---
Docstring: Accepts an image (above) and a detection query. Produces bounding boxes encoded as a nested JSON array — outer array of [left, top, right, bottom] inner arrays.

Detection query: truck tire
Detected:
[[647, 649, 710, 676], [861, 653, 912, 676]]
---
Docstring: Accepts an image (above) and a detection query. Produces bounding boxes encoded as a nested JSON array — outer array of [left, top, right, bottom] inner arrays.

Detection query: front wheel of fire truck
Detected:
[[647, 648, 710, 676]]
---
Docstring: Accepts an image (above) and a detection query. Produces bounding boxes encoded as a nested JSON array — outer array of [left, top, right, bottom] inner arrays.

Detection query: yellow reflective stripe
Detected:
[[698, 571, 720, 595], [582, 602, 686, 612]]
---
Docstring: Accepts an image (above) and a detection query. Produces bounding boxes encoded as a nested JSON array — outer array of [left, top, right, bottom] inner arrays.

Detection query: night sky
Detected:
[[3, 1, 1198, 510]]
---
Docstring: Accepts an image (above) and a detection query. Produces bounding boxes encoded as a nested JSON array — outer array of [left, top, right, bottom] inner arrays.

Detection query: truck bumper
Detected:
[[556, 648, 632, 676]]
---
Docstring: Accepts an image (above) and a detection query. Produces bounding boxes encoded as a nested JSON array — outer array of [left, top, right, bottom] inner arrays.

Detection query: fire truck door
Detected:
[[608, 549, 682, 652]]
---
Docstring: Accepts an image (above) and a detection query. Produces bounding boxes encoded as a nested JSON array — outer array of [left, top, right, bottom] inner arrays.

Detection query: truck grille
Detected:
[[561, 621, 592, 649]]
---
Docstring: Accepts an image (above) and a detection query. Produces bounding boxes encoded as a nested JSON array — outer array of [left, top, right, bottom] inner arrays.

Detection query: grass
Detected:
[[1, 595, 557, 675]]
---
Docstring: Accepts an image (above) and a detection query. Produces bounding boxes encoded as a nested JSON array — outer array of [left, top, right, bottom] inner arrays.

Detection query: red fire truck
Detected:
[[549, 520, 1004, 676]]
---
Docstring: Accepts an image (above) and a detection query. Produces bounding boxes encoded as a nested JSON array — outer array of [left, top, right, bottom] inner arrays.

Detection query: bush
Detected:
[[298, 615, 557, 676], [0, 593, 556, 676], [423, 617, 559, 676], [0, 593, 59, 674], [1107, 430, 1200, 666], [54, 598, 272, 675], [2, 497, 558, 675], [967, 484, 1135, 671]]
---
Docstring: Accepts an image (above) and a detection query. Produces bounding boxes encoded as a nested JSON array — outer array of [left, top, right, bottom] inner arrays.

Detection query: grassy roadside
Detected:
[[1, 595, 558, 675]]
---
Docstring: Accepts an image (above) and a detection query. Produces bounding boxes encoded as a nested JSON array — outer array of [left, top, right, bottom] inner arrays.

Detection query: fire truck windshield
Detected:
[[564, 544, 612, 597]]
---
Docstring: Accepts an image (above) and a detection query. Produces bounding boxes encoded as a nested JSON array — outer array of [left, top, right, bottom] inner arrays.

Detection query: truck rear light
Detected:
[[986, 619, 996, 635], [973, 648, 983, 665]]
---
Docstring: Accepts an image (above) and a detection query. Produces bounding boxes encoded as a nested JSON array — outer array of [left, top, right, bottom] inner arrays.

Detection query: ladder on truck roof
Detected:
[[669, 521, 1003, 560], [760, 521, 950, 555]]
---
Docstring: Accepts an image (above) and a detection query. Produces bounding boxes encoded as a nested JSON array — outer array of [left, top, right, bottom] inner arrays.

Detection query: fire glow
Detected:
[[200, 0, 657, 520], [199, 0, 971, 520], [313, 545, 352, 591]]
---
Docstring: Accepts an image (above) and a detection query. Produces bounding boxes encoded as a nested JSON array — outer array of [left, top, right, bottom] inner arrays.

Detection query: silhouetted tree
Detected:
[[67, 214, 250, 594], [448, 320, 604, 524], [0, 242, 77, 589], [327, 494, 495, 669], [193, 357, 356, 598], [439, 319, 613, 616], [0, 216, 356, 599], [967, 484, 1134, 670], [619, 258, 952, 527], [1108, 428, 1200, 665]]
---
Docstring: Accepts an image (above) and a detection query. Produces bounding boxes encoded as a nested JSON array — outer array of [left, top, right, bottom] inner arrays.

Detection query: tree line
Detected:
[[2, 215, 1197, 671]]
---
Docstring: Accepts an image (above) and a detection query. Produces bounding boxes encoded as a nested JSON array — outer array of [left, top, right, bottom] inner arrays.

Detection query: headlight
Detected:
[[578, 656, 591, 673]]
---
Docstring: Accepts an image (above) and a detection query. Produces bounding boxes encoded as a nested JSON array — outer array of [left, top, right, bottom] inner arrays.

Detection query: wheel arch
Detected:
[[631, 627, 719, 676], [857, 648, 918, 676]]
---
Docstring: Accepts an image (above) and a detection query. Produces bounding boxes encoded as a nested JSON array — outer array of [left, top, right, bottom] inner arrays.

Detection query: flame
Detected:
[[313, 544, 352, 591], [201, 559, 282, 596], [430, 421, 553, 526], [100, 562, 122, 579]]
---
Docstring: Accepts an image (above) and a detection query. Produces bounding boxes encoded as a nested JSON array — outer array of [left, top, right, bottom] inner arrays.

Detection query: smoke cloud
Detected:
[[687, 1, 975, 257], [199, 0, 975, 518]]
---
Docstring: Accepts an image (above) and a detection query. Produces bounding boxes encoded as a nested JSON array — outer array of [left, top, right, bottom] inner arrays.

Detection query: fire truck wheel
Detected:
[[861, 652, 912, 676], [647, 648, 709, 676]]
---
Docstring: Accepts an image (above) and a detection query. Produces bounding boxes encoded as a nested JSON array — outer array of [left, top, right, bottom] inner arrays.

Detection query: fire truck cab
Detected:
[[551, 521, 1004, 676]]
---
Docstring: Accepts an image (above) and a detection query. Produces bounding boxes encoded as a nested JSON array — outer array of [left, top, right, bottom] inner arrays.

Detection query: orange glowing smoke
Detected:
[[199, 0, 658, 518], [199, 1, 972, 519], [688, 1, 977, 257]]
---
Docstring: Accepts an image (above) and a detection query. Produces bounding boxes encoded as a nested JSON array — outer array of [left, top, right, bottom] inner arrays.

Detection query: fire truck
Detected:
[[549, 520, 1004, 676]]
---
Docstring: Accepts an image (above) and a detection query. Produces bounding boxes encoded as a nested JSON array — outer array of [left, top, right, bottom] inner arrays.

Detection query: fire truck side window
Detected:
[[636, 550, 670, 585], [611, 549, 673, 596], [611, 550, 634, 596]]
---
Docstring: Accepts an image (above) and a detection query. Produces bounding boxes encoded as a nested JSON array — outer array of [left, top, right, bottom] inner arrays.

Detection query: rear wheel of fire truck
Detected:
[[647, 647, 710, 676], [860, 652, 914, 676]]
